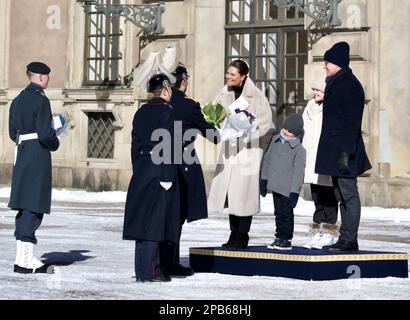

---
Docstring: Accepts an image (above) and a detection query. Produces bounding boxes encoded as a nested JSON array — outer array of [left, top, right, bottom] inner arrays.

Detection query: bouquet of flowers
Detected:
[[220, 97, 258, 141], [52, 113, 68, 137], [201, 101, 226, 128]]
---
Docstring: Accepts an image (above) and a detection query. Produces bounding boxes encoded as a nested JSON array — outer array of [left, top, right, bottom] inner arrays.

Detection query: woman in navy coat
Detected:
[[123, 74, 180, 282]]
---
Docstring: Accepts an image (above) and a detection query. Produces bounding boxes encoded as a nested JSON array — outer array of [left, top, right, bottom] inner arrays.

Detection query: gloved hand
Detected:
[[289, 192, 299, 209], [260, 179, 268, 197], [338, 152, 350, 174]]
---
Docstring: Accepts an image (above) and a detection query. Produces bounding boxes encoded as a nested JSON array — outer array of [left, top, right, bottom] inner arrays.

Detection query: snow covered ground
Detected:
[[0, 187, 409, 300]]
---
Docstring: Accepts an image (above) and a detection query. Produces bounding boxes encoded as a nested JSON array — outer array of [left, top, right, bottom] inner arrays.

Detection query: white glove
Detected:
[[160, 181, 172, 190]]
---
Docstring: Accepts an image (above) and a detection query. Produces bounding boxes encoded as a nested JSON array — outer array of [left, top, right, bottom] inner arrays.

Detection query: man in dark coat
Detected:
[[123, 73, 180, 282], [159, 64, 220, 277], [9, 62, 60, 274], [315, 42, 371, 252]]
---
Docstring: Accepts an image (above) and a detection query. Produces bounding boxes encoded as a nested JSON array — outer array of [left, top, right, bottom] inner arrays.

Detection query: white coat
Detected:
[[207, 77, 273, 216], [302, 99, 332, 186]]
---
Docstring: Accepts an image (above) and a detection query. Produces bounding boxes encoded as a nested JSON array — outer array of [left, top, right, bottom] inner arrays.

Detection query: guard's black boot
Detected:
[[322, 239, 359, 252], [136, 274, 172, 283], [14, 264, 55, 274], [168, 264, 194, 276]]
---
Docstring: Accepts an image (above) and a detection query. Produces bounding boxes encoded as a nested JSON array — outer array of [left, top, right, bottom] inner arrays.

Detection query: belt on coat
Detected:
[[14, 133, 38, 166]]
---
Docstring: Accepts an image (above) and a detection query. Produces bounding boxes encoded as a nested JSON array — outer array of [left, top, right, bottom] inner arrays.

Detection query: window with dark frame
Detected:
[[226, 0, 308, 129], [87, 112, 116, 159], [84, 0, 123, 86]]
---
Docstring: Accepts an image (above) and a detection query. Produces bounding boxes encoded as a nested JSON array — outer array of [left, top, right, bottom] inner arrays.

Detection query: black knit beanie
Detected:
[[283, 113, 304, 137], [324, 41, 350, 68]]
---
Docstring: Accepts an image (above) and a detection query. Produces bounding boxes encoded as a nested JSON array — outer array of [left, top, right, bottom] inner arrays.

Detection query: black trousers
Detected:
[[14, 209, 44, 244], [159, 168, 188, 271], [331, 177, 361, 243], [159, 222, 183, 272], [135, 240, 162, 281], [310, 184, 338, 224], [272, 192, 294, 241]]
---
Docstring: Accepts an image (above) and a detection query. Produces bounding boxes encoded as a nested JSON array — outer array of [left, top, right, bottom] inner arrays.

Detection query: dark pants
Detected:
[[159, 168, 190, 271], [14, 209, 43, 244], [135, 240, 162, 281], [311, 184, 338, 224], [229, 214, 252, 233], [272, 192, 294, 241], [159, 223, 183, 272], [332, 177, 361, 243]]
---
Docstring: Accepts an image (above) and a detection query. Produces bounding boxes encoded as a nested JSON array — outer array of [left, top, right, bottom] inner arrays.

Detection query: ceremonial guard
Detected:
[[123, 73, 180, 282], [159, 64, 220, 277], [9, 62, 59, 274]]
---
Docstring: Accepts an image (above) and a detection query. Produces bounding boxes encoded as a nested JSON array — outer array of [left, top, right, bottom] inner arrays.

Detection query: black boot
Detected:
[[168, 264, 194, 276], [322, 239, 359, 252], [222, 231, 238, 248], [230, 232, 249, 249]]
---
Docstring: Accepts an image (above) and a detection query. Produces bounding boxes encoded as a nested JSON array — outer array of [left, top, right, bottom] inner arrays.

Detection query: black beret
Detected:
[[27, 62, 51, 75], [147, 73, 171, 93]]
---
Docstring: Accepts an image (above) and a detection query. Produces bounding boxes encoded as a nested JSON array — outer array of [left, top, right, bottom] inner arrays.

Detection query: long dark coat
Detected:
[[170, 89, 219, 222], [8, 83, 60, 214], [315, 68, 371, 177], [123, 98, 180, 243]]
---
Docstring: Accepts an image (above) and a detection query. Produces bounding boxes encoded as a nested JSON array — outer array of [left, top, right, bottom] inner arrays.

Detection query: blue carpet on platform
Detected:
[[189, 246, 409, 281]]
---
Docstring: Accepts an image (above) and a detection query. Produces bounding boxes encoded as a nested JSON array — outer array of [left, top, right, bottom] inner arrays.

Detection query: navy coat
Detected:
[[8, 83, 60, 214], [315, 68, 371, 177], [123, 98, 180, 243], [170, 89, 220, 222]]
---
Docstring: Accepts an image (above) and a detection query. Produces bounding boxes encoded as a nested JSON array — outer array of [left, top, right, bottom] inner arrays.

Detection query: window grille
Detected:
[[84, 0, 122, 85], [87, 112, 115, 159]]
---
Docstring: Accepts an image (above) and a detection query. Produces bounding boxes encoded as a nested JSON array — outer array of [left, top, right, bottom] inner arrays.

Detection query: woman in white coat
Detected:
[[302, 75, 339, 249], [208, 60, 274, 249]]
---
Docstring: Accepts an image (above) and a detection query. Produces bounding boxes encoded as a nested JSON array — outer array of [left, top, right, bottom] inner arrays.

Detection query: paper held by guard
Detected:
[[53, 115, 63, 130]]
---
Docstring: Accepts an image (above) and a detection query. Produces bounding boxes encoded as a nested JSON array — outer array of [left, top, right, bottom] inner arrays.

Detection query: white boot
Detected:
[[304, 223, 321, 249], [14, 240, 22, 266], [312, 224, 339, 249], [15, 241, 53, 274]]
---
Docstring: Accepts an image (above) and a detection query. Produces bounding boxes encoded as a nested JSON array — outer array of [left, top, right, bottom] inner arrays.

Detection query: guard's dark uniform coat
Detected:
[[123, 98, 180, 243], [315, 68, 371, 177], [170, 89, 220, 222], [8, 83, 59, 214]]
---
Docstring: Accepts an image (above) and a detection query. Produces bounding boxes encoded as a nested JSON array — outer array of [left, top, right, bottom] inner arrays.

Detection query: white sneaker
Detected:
[[312, 233, 336, 249], [304, 232, 322, 249]]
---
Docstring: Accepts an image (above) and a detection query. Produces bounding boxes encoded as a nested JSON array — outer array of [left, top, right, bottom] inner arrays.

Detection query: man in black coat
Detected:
[[315, 42, 371, 252], [9, 62, 60, 273], [159, 64, 220, 276]]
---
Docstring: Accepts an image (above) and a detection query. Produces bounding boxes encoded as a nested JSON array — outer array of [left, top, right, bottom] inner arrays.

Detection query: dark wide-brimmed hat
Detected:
[[147, 73, 171, 93], [27, 62, 51, 75]]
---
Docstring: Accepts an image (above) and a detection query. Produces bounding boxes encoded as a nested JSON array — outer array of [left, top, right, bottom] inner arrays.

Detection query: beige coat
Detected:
[[207, 77, 273, 216], [302, 99, 332, 186]]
